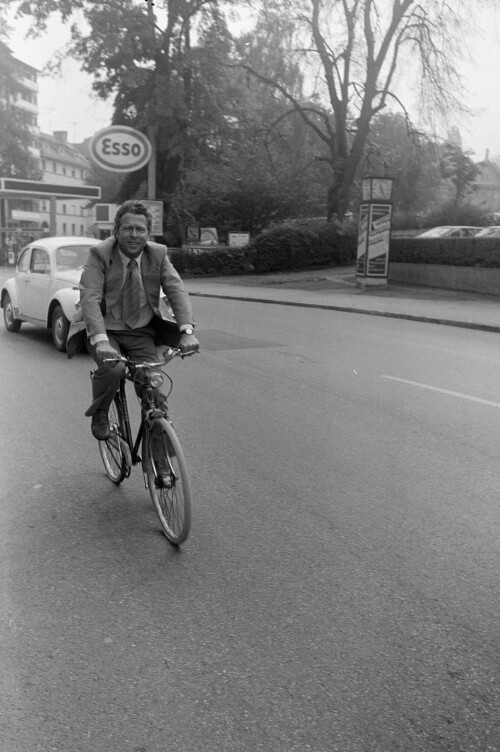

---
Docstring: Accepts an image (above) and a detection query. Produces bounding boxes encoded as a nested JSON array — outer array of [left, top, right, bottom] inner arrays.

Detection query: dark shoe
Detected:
[[91, 409, 111, 440]]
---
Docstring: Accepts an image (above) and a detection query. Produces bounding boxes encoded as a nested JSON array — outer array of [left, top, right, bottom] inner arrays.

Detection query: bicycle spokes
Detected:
[[144, 418, 191, 545]]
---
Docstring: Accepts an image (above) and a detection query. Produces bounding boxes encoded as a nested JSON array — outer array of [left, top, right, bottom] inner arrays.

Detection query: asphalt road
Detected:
[[2, 297, 500, 751]]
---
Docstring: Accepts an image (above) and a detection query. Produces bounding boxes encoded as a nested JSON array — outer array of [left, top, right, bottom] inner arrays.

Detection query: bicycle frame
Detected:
[[114, 376, 143, 465], [110, 352, 176, 465]]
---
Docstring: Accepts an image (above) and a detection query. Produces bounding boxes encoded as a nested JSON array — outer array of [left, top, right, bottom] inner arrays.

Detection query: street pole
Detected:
[[147, 126, 157, 200], [0, 197, 6, 257]]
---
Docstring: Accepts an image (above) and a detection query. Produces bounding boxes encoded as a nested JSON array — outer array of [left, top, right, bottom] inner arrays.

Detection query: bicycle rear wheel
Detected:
[[99, 397, 130, 484], [144, 417, 192, 545]]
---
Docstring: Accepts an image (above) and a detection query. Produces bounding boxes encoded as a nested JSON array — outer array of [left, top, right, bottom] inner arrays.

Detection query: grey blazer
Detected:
[[66, 236, 194, 357]]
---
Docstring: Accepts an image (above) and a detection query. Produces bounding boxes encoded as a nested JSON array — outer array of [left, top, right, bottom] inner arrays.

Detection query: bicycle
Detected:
[[94, 348, 193, 546]]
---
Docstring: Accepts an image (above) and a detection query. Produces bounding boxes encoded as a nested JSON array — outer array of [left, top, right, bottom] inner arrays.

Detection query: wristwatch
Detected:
[[182, 327, 194, 335]]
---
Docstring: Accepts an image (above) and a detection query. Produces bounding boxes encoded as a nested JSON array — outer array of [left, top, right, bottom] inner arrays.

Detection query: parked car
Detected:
[[475, 226, 500, 238], [1, 236, 96, 352], [416, 226, 483, 238]]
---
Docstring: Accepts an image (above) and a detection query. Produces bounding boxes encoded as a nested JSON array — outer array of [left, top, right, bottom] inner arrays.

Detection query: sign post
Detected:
[[147, 126, 158, 200], [356, 177, 393, 288]]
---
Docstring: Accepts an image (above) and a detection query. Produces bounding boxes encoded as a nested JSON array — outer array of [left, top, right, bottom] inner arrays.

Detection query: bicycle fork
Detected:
[[141, 386, 175, 490]]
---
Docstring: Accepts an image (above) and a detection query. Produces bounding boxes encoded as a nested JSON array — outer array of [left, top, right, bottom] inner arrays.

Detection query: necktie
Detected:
[[122, 259, 141, 328]]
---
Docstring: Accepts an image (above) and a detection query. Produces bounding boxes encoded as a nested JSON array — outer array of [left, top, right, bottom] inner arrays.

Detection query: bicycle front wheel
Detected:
[[99, 397, 130, 484], [144, 417, 192, 545]]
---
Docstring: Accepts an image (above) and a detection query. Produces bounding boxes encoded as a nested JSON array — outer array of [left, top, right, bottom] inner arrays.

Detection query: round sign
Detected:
[[89, 125, 152, 173]]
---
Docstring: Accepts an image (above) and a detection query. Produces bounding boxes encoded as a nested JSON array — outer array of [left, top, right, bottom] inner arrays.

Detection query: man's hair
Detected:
[[113, 200, 153, 235]]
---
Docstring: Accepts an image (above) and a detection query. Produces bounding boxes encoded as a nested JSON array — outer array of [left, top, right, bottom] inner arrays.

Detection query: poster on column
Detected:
[[367, 203, 392, 276], [356, 204, 369, 275]]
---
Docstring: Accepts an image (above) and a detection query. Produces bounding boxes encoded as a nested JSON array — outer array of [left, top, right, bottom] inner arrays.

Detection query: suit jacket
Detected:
[[66, 236, 194, 358]]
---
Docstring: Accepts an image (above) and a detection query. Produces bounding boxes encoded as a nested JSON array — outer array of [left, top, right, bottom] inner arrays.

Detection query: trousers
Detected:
[[85, 324, 168, 417]]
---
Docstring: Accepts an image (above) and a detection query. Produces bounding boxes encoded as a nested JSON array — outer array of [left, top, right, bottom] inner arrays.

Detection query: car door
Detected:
[[15, 247, 33, 315], [21, 246, 53, 321]]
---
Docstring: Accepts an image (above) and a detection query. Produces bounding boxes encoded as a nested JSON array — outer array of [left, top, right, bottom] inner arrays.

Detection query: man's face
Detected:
[[116, 212, 149, 258]]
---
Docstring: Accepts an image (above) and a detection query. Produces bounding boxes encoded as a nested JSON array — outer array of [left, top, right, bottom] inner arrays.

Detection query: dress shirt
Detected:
[[90, 249, 193, 346]]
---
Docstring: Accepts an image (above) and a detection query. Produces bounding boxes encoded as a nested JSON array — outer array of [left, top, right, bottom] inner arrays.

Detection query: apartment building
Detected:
[[38, 131, 94, 237], [0, 40, 39, 147], [0, 40, 41, 249], [0, 43, 101, 258]]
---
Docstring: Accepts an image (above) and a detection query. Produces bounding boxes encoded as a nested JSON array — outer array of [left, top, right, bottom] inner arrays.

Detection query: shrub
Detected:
[[168, 247, 252, 276], [167, 219, 357, 275], [245, 219, 356, 273]]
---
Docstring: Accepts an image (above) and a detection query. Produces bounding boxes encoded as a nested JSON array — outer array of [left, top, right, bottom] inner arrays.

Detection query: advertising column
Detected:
[[356, 177, 393, 288]]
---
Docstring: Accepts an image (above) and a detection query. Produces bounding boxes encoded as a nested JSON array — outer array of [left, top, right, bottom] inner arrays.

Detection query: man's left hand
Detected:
[[179, 332, 200, 355]]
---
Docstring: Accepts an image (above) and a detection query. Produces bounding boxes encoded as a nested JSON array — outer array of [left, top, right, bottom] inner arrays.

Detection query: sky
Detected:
[[5, 3, 500, 161]]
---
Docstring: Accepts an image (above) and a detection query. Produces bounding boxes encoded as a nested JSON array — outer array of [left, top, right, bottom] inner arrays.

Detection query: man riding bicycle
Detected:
[[67, 200, 199, 475]]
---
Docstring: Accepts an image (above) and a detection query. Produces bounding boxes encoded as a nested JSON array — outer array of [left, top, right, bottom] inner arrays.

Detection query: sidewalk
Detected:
[[2, 264, 499, 333], [184, 266, 500, 333]]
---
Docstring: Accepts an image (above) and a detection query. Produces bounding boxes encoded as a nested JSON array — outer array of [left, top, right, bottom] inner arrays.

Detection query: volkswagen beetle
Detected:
[[1, 236, 96, 352]]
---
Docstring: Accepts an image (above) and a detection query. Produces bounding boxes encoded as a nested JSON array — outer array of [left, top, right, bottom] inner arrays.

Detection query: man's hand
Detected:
[[95, 340, 121, 364], [179, 332, 200, 355]]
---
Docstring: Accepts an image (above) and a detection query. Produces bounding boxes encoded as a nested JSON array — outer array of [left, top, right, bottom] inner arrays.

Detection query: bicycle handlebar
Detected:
[[103, 347, 196, 369]]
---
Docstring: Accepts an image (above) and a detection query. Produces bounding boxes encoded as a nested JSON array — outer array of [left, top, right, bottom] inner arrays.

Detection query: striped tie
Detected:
[[122, 259, 141, 328]]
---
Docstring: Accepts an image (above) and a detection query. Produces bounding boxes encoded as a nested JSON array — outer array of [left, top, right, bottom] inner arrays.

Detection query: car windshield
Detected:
[[477, 227, 500, 237], [55, 244, 93, 270], [418, 227, 452, 237]]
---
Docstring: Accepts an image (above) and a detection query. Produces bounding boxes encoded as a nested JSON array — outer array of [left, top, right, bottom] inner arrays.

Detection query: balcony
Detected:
[[12, 97, 38, 115], [14, 75, 38, 93]]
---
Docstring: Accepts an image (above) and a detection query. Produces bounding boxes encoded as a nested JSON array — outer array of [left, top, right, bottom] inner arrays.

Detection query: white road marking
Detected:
[[381, 375, 500, 409]]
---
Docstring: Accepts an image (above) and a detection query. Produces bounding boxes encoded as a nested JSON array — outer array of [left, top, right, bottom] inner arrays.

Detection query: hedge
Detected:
[[389, 237, 500, 268], [168, 220, 357, 276]]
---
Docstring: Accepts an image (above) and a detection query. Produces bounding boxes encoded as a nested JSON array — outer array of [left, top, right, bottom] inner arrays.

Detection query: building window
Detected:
[[62, 223, 67, 233], [71, 224, 75, 234], [53, 161, 57, 172], [72, 170, 75, 177], [62, 204, 66, 214], [80, 224, 84, 234], [62, 167, 66, 175]]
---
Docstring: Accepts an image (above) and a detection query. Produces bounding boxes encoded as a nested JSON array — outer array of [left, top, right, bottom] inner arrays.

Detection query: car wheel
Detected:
[[51, 305, 69, 352], [3, 293, 22, 333]]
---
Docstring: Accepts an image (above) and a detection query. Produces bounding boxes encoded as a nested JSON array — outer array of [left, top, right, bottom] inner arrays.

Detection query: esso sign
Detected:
[[89, 126, 152, 173]]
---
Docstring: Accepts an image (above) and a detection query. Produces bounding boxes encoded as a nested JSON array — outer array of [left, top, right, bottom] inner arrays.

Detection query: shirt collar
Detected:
[[118, 248, 143, 268]]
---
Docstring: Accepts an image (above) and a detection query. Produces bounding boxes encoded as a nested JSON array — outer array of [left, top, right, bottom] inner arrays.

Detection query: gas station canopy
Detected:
[[0, 177, 101, 200]]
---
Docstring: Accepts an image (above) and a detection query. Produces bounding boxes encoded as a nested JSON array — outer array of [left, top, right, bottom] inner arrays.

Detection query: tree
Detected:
[[236, 0, 482, 220], [440, 140, 479, 207], [169, 16, 337, 234], [4, 0, 235, 198], [0, 108, 42, 178], [0, 40, 42, 178], [366, 111, 441, 217]]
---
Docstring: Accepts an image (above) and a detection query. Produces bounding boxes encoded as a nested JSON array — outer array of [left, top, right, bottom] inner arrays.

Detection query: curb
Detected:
[[189, 290, 500, 334]]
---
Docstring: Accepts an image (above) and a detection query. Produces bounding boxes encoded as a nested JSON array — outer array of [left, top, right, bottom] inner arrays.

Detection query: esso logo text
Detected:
[[89, 126, 152, 173]]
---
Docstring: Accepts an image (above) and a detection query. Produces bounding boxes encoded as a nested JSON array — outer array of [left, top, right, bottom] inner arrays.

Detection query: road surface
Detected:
[[2, 296, 500, 751]]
